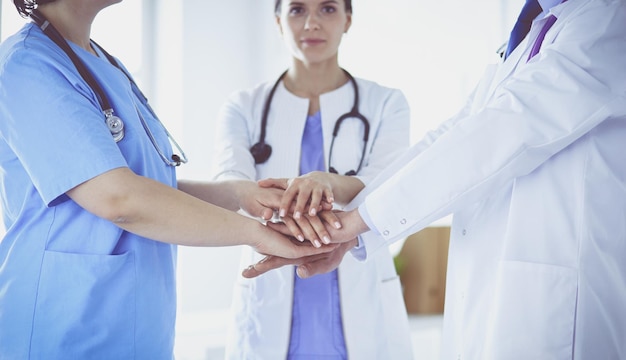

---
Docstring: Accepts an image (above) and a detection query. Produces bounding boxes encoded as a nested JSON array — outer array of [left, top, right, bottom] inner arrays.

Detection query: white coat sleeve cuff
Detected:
[[349, 205, 384, 261]]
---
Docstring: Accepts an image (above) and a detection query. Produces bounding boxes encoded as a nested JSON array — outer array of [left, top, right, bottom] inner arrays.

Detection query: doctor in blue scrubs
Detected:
[[0, 0, 334, 358]]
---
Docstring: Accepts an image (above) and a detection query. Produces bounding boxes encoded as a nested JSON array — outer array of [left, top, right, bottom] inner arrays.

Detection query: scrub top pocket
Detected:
[[30, 250, 136, 359]]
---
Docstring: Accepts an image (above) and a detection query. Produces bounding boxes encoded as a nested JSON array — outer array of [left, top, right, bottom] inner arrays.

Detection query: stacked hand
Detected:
[[240, 175, 369, 279], [257, 173, 341, 247], [244, 210, 366, 278]]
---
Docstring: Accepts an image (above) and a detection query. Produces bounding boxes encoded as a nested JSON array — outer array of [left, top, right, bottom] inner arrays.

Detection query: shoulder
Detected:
[[560, 0, 626, 29], [0, 23, 79, 82], [226, 77, 282, 107], [353, 76, 409, 110], [218, 77, 283, 122], [1, 23, 59, 59], [354, 77, 406, 100]]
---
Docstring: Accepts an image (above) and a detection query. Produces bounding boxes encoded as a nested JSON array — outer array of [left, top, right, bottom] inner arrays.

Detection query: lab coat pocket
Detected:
[[484, 260, 577, 360], [30, 250, 136, 360]]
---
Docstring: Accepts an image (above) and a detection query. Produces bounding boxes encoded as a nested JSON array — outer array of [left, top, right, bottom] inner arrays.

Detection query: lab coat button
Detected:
[[400, 218, 406, 225], [462, 229, 467, 236], [383, 230, 390, 236]]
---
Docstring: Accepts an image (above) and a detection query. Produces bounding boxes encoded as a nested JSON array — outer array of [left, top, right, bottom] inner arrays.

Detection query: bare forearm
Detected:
[[68, 169, 262, 247], [331, 208, 370, 241], [177, 179, 252, 211], [179, 178, 282, 220], [326, 173, 365, 205], [118, 180, 262, 246]]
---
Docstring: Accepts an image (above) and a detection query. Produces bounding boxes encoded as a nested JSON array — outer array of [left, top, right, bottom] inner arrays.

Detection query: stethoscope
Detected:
[[250, 69, 370, 176], [30, 9, 187, 167]]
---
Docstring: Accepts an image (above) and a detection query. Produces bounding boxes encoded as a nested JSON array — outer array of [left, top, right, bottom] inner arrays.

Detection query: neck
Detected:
[[283, 61, 348, 99], [37, 2, 99, 54]]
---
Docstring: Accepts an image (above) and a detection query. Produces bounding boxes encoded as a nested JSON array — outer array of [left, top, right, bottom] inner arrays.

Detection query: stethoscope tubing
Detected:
[[29, 9, 187, 167], [252, 68, 370, 176]]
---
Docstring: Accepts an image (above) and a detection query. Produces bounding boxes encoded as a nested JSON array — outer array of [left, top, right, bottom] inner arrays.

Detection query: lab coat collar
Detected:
[[276, 75, 353, 102], [538, 0, 566, 16]]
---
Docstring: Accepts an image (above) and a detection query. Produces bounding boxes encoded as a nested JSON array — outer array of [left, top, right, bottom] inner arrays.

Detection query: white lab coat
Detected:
[[213, 77, 414, 359], [350, 0, 626, 358]]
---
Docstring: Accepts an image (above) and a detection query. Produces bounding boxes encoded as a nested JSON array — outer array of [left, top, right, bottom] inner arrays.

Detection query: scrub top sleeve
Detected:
[[0, 47, 128, 206]]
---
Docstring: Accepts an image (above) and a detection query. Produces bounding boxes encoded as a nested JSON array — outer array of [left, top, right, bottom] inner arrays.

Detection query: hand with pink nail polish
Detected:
[[258, 171, 365, 234]]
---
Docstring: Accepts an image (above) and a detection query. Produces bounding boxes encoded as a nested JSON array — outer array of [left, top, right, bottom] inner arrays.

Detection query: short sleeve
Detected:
[[0, 41, 127, 206]]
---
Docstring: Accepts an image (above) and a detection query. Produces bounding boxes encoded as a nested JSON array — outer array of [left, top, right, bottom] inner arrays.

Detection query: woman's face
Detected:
[[276, 0, 352, 66]]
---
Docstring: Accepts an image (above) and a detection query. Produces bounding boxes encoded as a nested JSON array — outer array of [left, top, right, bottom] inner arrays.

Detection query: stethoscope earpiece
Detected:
[[250, 142, 272, 164]]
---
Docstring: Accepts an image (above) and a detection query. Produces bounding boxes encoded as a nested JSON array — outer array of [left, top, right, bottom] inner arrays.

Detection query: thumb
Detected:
[[258, 177, 289, 190], [296, 261, 333, 278], [296, 265, 310, 279], [242, 256, 293, 278]]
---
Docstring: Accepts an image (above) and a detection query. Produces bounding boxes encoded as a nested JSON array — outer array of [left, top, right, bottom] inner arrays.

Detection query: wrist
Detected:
[[347, 208, 369, 235], [232, 180, 255, 209]]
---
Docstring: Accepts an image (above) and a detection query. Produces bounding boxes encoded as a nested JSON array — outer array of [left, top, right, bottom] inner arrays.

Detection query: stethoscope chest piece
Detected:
[[250, 141, 272, 164], [105, 110, 125, 143]]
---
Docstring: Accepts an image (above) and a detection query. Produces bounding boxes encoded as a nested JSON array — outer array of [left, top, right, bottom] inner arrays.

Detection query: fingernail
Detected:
[[279, 209, 286, 217], [294, 211, 301, 220], [334, 222, 342, 229], [297, 266, 308, 278], [322, 236, 330, 244], [309, 208, 316, 216], [297, 235, 304, 242]]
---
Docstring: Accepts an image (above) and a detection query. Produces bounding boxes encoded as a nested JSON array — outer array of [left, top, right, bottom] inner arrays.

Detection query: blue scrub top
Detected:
[[289, 111, 347, 359], [0, 23, 178, 359]]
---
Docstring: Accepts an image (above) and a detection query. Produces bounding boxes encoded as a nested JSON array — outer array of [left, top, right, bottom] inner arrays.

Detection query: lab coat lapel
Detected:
[[485, 1, 572, 102], [262, 84, 309, 178], [484, 38, 529, 103]]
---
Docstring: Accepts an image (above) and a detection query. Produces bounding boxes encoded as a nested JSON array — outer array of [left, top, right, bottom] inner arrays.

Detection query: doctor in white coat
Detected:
[[213, 0, 413, 358], [246, 0, 626, 359]]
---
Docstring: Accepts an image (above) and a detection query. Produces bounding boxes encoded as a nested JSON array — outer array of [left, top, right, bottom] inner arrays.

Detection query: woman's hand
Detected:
[[177, 179, 284, 221], [242, 238, 358, 278], [273, 210, 342, 247], [258, 171, 335, 219], [234, 180, 286, 221], [248, 222, 339, 260], [241, 209, 369, 277], [271, 209, 366, 244]]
